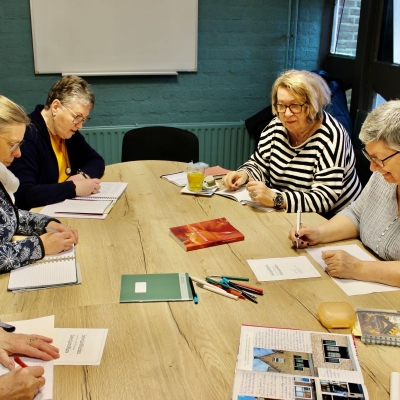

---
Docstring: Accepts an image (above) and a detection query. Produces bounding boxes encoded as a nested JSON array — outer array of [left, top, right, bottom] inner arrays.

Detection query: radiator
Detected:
[[81, 122, 255, 170]]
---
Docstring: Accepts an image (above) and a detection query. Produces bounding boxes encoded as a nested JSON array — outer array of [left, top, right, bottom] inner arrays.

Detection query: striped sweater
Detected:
[[239, 111, 361, 213]]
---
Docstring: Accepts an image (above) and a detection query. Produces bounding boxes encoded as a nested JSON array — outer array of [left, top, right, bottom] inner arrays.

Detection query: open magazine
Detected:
[[231, 325, 369, 400]]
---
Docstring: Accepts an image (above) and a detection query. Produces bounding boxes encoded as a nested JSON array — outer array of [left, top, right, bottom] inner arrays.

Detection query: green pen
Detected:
[[208, 275, 249, 282]]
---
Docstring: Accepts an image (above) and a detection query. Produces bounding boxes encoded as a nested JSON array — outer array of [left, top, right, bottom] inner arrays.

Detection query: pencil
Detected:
[[14, 356, 28, 368]]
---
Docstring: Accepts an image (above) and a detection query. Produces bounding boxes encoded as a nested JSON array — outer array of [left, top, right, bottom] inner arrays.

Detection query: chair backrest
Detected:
[[121, 126, 199, 163]]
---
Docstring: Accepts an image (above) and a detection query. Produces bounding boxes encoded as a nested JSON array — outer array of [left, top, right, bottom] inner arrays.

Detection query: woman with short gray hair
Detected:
[[289, 100, 400, 286]]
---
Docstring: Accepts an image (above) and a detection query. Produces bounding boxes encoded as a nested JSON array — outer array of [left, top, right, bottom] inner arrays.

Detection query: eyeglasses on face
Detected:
[[62, 103, 91, 125], [275, 103, 305, 114], [361, 147, 400, 168], [0, 135, 25, 153]]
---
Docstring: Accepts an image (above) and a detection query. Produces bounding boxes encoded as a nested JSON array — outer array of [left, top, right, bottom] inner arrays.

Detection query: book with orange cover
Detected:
[[169, 217, 244, 251]]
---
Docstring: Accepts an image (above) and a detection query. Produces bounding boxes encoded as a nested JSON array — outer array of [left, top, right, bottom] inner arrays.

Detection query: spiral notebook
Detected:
[[356, 308, 400, 346], [8, 246, 78, 291], [75, 182, 128, 200]]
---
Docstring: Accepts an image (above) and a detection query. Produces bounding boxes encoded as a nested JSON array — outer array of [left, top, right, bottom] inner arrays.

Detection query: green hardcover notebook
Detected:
[[120, 273, 193, 303]]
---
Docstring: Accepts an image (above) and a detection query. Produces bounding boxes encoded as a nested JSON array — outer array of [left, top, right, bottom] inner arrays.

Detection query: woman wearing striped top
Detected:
[[289, 100, 400, 286], [224, 70, 361, 215]]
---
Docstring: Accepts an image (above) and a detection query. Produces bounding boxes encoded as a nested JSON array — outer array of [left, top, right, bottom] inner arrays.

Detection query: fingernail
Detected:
[[294, 233, 299, 238]]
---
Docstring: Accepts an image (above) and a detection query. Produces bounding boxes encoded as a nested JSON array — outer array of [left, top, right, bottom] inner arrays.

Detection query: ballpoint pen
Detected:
[[198, 284, 239, 300], [227, 281, 264, 295], [188, 277, 198, 304], [14, 356, 28, 368], [296, 209, 302, 249], [77, 169, 89, 179], [208, 275, 249, 281], [45, 226, 59, 233]]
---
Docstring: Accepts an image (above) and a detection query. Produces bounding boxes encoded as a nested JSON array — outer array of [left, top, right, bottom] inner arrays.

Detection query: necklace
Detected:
[[290, 119, 320, 147]]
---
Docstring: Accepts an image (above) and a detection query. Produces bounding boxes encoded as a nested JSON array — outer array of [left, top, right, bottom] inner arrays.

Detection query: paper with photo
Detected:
[[54, 328, 108, 365], [306, 244, 399, 296], [248, 256, 321, 281]]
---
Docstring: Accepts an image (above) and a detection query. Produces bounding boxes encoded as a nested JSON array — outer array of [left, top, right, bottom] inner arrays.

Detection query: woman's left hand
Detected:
[[322, 250, 361, 279], [0, 331, 60, 370], [246, 180, 276, 207]]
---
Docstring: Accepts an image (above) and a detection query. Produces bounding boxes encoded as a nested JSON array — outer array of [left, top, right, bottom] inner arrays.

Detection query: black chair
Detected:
[[121, 126, 199, 163]]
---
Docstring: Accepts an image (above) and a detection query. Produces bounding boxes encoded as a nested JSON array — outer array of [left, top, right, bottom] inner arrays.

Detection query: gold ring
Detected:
[[251, 191, 256, 198], [29, 338, 36, 346], [38, 377, 44, 388]]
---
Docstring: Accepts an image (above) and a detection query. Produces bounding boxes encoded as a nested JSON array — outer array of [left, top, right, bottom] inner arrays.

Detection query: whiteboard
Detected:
[[30, 0, 198, 75]]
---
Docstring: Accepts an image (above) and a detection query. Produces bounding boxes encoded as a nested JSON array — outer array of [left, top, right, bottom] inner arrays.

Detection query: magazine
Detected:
[[231, 325, 369, 400]]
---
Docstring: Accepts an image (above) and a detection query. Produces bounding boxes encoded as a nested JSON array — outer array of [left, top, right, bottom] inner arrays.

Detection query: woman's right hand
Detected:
[[73, 178, 101, 197], [40, 231, 76, 255], [288, 224, 322, 249], [223, 170, 248, 190], [0, 367, 45, 400]]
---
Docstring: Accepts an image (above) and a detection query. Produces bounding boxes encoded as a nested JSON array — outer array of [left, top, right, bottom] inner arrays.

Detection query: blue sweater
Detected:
[[9, 105, 105, 210]]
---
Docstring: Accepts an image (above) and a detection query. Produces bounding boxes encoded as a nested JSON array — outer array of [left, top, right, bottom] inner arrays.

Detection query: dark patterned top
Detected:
[[0, 182, 55, 273]]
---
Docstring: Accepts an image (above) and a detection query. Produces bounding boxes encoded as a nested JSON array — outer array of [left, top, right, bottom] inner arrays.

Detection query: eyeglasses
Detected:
[[62, 104, 91, 125], [0, 135, 25, 153], [275, 103, 305, 114], [361, 147, 400, 168]]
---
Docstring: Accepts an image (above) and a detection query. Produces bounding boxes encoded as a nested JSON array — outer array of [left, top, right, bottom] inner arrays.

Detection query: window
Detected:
[[331, 0, 361, 57], [273, 357, 284, 363]]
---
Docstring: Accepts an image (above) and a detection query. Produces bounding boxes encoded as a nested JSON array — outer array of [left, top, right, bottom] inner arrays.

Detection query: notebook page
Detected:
[[75, 182, 128, 200], [55, 199, 112, 214], [8, 258, 77, 290]]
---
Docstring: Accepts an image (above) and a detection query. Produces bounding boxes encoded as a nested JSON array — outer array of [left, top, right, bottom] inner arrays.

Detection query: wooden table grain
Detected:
[[1, 161, 398, 399]]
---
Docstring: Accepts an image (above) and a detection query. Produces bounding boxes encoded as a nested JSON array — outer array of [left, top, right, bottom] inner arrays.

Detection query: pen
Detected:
[[14, 356, 28, 368], [77, 169, 89, 179], [228, 281, 264, 295], [205, 277, 231, 290], [45, 226, 59, 233], [198, 284, 239, 300], [188, 277, 198, 304], [296, 209, 302, 249], [208, 275, 249, 281]]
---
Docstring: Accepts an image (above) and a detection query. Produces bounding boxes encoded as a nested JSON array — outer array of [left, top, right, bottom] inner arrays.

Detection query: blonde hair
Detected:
[[44, 75, 95, 110], [0, 95, 30, 134], [271, 70, 331, 123]]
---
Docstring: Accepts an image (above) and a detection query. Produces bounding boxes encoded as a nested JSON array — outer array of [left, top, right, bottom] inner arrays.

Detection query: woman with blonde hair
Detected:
[[224, 69, 361, 216]]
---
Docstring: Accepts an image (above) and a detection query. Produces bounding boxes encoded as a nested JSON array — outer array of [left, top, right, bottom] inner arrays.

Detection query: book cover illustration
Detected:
[[356, 308, 400, 346], [169, 217, 244, 251]]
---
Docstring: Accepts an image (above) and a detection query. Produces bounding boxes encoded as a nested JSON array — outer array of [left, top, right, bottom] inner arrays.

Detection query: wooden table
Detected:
[[1, 161, 398, 399]]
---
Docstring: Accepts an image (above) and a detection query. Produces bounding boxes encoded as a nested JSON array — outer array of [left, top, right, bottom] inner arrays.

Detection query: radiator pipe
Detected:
[[285, 0, 292, 69]]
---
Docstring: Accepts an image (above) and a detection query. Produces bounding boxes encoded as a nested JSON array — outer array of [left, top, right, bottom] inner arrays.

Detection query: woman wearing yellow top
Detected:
[[9, 75, 105, 209]]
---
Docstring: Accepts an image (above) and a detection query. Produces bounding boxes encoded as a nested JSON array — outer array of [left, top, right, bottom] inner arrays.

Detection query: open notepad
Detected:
[[40, 182, 127, 219], [8, 246, 80, 291], [75, 182, 128, 200], [215, 186, 275, 212]]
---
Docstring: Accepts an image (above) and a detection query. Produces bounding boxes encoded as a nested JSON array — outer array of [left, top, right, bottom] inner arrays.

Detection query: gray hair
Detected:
[[359, 100, 400, 151], [44, 75, 95, 110], [0, 95, 30, 133]]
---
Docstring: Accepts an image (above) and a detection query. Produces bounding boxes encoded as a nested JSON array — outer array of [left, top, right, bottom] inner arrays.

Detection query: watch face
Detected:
[[274, 193, 284, 208]]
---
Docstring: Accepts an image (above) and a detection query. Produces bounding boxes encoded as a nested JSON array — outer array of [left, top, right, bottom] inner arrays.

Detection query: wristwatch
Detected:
[[273, 192, 284, 209]]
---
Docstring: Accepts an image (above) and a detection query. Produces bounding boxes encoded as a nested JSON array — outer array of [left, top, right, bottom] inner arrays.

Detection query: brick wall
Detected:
[[0, 0, 325, 126], [334, 0, 361, 57]]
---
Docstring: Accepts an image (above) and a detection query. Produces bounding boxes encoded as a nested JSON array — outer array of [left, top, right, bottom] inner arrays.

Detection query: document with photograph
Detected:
[[231, 324, 369, 400]]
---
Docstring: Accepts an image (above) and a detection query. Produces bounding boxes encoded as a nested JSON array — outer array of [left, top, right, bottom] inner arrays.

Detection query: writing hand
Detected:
[[74, 178, 101, 197], [288, 224, 321, 248], [0, 366, 45, 399]]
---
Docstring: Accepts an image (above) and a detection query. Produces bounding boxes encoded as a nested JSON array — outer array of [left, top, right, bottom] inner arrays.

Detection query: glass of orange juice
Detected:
[[187, 162, 208, 192]]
